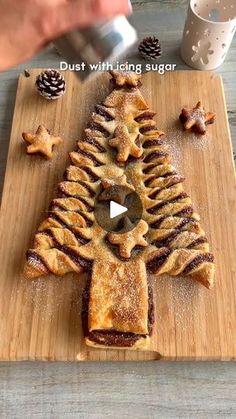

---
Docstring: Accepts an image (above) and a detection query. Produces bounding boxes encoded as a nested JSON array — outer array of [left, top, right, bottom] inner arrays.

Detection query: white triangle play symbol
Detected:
[[110, 201, 128, 219]]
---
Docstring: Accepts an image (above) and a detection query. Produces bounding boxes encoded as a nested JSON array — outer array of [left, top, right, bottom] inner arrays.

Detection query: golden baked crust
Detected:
[[24, 71, 215, 349], [179, 101, 216, 135], [22, 125, 63, 159], [88, 260, 149, 334]]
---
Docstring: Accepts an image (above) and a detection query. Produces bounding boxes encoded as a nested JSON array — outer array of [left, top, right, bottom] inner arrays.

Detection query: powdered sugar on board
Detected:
[[153, 274, 201, 331], [165, 114, 209, 169], [18, 273, 86, 323]]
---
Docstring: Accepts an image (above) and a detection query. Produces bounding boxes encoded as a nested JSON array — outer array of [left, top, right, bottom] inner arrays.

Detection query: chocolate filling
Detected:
[[179, 114, 187, 125], [143, 163, 175, 175], [76, 149, 104, 167], [152, 229, 181, 248], [135, 135, 142, 148], [143, 164, 157, 174], [88, 122, 110, 137], [150, 216, 195, 230], [47, 212, 68, 228], [73, 232, 90, 245], [187, 236, 207, 249], [152, 230, 207, 250], [76, 180, 96, 198], [150, 215, 168, 229], [147, 246, 213, 276], [143, 139, 164, 149], [175, 206, 194, 217], [76, 197, 94, 212], [79, 166, 100, 182], [49, 201, 62, 211], [40, 229, 61, 248], [147, 192, 188, 214], [177, 217, 196, 229], [148, 176, 185, 199], [82, 137, 106, 153], [182, 253, 214, 275], [95, 104, 114, 122], [56, 245, 92, 270], [40, 228, 90, 246], [139, 125, 157, 134], [143, 151, 168, 164], [144, 172, 177, 187], [147, 248, 171, 273], [125, 153, 144, 165], [134, 111, 156, 122], [75, 210, 93, 227], [82, 277, 154, 347]]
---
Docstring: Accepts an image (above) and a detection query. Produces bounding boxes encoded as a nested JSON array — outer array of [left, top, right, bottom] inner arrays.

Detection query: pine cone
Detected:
[[36, 69, 66, 100], [138, 36, 162, 61]]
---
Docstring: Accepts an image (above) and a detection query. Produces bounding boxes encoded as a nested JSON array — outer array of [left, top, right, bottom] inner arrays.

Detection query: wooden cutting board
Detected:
[[0, 70, 235, 361]]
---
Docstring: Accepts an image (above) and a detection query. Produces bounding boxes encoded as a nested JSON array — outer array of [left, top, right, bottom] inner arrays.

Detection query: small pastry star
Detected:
[[22, 125, 63, 159], [109, 70, 142, 88], [108, 219, 149, 259], [179, 101, 216, 135], [109, 125, 143, 163], [99, 175, 134, 205]]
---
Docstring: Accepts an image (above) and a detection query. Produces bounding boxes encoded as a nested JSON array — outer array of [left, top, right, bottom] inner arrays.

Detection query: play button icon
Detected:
[[94, 185, 143, 233], [110, 201, 128, 219]]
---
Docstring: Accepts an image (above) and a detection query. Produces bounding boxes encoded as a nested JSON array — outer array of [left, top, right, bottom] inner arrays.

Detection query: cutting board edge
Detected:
[[218, 74, 236, 172], [0, 354, 235, 362], [0, 75, 22, 209]]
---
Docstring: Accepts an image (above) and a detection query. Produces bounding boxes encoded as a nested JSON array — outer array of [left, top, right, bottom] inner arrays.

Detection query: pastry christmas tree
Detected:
[[24, 71, 215, 349]]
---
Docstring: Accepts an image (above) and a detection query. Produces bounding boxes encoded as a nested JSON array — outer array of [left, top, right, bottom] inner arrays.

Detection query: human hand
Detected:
[[0, 0, 131, 71]]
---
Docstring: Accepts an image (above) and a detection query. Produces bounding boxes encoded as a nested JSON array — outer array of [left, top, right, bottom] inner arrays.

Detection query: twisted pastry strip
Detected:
[[146, 248, 214, 288], [136, 121, 214, 287], [24, 133, 107, 278]]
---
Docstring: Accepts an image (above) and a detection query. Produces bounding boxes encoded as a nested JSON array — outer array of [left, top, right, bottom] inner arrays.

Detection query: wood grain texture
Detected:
[[1, 361, 236, 419], [0, 0, 235, 415], [0, 70, 235, 361]]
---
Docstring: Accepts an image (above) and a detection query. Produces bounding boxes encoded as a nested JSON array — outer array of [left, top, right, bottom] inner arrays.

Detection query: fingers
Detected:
[[45, 0, 132, 40], [0, 0, 132, 70]]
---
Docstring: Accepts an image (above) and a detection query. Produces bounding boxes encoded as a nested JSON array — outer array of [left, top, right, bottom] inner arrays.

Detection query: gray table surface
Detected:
[[0, 1, 235, 418]]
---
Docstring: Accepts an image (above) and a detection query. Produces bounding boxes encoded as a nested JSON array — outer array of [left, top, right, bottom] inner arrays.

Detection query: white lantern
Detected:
[[181, 0, 236, 70]]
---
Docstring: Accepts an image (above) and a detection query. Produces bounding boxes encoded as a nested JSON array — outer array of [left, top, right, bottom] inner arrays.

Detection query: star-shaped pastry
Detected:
[[109, 125, 143, 163], [107, 219, 149, 259], [110, 70, 142, 88], [179, 101, 216, 135], [22, 125, 63, 159], [99, 175, 134, 205]]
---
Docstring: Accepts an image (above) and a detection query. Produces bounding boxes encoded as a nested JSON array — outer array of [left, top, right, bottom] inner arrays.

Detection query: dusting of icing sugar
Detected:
[[20, 274, 85, 323], [156, 113, 210, 194], [153, 274, 200, 331], [171, 276, 200, 329], [140, 85, 152, 101], [185, 131, 209, 151], [166, 114, 209, 155]]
